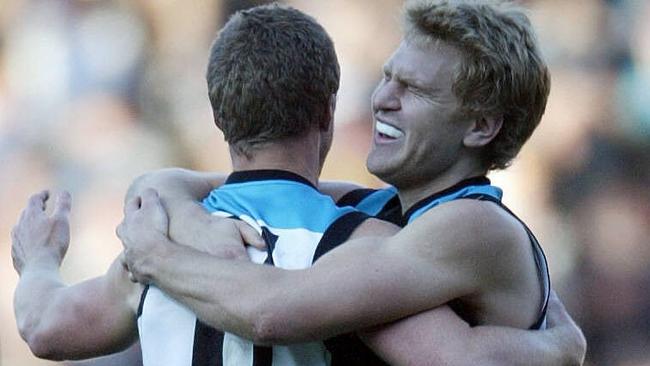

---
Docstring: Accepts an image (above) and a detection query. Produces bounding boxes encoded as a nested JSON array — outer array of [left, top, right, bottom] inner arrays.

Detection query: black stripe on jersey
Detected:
[[465, 193, 551, 330], [137, 285, 149, 318], [192, 320, 224, 366], [402, 176, 490, 223], [336, 188, 377, 207], [253, 346, 273, 366], [311, 211, 387, 365], [226, 170, 317, 190], [377, 195, 403, 227], [253, 226, 279, 366], [261, 227, 278, 266], [312, 211, 371, 263]]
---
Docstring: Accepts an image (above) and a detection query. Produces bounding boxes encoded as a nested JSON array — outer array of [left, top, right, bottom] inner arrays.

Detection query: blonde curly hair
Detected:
[[404, 0, 550, 170]]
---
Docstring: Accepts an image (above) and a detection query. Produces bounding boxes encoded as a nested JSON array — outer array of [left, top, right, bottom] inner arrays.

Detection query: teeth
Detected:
[[376, 121, 404, 139]]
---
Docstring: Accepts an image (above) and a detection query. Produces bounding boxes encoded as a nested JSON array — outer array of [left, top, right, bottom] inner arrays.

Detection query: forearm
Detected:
[[142, 235, 441, 345], [140, 239, 285, 343], [126, 168, 229, 250], [471, 326, 569, 366], [14, 264, 138, 360], [361, 307, 574, 366], [15, 265, 66, 346]]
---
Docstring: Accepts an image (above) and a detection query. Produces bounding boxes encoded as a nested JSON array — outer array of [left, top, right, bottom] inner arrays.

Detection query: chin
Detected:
[[366, 158, 398, 185]]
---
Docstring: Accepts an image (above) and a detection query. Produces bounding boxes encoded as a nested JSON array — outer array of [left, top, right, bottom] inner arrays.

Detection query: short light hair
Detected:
[[206, 4, 340, 156], [404, 0, 550, 170]]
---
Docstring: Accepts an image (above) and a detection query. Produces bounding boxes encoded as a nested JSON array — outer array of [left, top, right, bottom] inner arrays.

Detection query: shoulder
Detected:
[[397, 199, 529, 265]]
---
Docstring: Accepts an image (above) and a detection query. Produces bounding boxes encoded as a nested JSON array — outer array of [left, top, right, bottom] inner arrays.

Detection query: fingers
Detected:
[[124, 196, 141, 215], [140, 188, 161, 210], [52, 191, 72, 220], [118, 252, 139, 283], [235, 221, 265, 249], [26, 190, 49, 213]]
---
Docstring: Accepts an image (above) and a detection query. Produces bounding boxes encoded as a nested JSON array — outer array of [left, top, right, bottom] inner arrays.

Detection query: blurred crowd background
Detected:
[[0, 0, 648, 365]]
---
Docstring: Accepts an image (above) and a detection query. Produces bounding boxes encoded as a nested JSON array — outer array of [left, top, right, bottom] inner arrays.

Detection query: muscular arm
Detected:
[[121, 193, 521, 340], [12, 192, 140, 360], [361, 293, 586, 366], [15, 259, 141, 360], [126, 168, 263, 257], [121, 187, 584, 364]]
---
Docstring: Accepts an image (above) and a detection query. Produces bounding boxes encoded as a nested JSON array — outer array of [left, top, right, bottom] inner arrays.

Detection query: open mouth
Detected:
[[376, 120, 404, 140]]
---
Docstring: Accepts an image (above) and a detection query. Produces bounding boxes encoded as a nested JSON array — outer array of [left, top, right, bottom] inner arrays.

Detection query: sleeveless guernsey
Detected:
[[337, 176, 550, 330], [137, 170, 371, 366]]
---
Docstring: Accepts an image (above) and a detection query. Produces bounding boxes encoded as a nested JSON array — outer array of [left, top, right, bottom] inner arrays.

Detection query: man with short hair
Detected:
[[119, 0, 583, 364], [12, 2, 585, 365]]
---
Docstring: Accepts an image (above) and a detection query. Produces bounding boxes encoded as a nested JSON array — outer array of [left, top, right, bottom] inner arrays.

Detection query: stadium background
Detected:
[[0, 0, 648, 365]]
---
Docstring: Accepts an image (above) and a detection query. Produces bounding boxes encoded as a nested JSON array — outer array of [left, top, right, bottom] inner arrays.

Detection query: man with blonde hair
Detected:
[[116, 0, 583, 364], [12, 1, 585, 365]]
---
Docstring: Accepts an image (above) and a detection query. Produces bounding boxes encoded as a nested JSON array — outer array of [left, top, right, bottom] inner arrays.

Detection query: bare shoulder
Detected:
[[397, 199, 530, 265], [318, 180, 365, 202]]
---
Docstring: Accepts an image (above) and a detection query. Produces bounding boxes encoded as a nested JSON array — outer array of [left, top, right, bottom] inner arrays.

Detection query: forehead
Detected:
[[386, 39, 462, 87]]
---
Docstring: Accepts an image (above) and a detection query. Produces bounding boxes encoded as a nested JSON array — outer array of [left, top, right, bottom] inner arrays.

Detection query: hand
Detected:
[[11, 191, 72, 274], [545, 291, 587, 365], [116, 188, 170, 284], [178, 213, 265, 260]]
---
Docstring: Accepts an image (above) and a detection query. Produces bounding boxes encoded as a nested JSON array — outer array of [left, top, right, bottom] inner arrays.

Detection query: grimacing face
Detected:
[[366, 39, 475, 191]]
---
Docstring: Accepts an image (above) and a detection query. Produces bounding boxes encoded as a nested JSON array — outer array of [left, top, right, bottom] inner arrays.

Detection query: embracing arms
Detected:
[[362, 292, 586, 366], [120, 169, 586, 364], [12, 192, 141, 360]]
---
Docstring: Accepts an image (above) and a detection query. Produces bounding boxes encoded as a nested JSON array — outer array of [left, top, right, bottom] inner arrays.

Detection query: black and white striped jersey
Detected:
[[137, 170, 373, 366]]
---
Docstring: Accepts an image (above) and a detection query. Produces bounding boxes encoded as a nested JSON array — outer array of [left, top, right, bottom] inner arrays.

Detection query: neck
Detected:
[[396, 158, 488, 213], [230, 135, 322, 187]]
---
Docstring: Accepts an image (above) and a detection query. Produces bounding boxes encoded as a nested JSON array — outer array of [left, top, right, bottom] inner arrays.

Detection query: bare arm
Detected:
[[120, 190, 586, 365], [126, 168, 263, 257], [119, 192, 505, 342], [360, 292, 586, 366], [12, 191, 141, 360]]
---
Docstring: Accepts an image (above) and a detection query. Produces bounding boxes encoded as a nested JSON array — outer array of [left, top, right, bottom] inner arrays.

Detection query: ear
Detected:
[[319, 94, 337, 132], [463, 115, 503, 148]]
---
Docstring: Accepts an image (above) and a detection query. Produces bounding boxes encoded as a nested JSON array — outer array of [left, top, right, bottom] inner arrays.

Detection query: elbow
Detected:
[[249, 309, 288, 345], [21, 324, 65, 360], [246, 295, 303, 345], [127, 168, 184, 199]]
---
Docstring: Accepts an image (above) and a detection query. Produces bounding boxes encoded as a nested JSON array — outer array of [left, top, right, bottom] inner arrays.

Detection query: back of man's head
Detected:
[[404, 0, 550, 170], [207, 4, 340, 156]]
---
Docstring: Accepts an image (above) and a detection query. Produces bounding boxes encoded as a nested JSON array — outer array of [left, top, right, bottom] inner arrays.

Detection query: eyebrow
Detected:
[[384, 64, 424, 87]]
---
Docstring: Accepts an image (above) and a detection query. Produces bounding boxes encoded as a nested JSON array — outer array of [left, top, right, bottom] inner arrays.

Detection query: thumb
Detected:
[[235, 220, 265, 250]]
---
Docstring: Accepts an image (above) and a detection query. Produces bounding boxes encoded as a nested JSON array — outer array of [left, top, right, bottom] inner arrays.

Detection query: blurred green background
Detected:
[[0, 1, 648, 365]]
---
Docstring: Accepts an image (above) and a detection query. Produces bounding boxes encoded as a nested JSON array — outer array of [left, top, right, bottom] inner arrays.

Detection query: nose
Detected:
[[372, 79, 401, 113]]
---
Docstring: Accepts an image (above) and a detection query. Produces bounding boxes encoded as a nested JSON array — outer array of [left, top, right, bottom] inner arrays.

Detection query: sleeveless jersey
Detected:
[[137, 170, 372, 366], [337, 176, 551, 330]]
